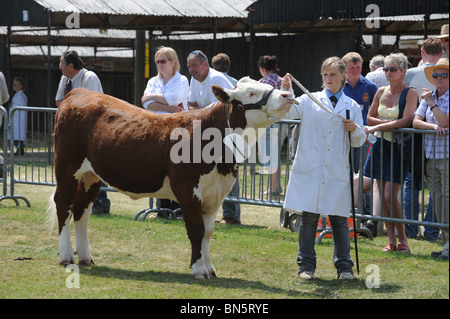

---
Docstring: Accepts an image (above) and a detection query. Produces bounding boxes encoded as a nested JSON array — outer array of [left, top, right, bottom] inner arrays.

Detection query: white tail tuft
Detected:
[[45, 190, 58, 235]]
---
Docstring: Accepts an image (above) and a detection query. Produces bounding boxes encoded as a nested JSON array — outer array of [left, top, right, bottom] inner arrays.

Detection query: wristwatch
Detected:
[[430, 105, 437, 111]]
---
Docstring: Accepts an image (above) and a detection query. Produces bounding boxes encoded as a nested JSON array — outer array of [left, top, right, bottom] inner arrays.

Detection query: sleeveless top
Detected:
[[374, 86, 399, 142]]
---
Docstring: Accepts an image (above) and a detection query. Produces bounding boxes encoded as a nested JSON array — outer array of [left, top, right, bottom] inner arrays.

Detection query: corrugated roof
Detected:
[[33, 0, 254, 18]]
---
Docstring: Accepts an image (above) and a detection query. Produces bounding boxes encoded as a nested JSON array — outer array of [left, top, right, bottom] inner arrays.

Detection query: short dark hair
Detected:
[[62, 50, 84, 70], [257, 55, 280, 73], [422, 38, 444, 56], [13, 77, 26, 90], [212, 53, 231, 73]]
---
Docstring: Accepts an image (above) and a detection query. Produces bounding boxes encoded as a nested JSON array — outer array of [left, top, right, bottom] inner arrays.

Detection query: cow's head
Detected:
[[212, 77, 295, 129]]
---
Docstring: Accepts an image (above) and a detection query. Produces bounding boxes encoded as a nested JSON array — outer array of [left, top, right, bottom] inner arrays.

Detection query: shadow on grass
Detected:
[[80, 265, 402, 298]]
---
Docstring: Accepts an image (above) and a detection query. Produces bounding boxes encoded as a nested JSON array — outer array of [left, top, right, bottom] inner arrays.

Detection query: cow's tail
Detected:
[[45, 189, 58, 235]]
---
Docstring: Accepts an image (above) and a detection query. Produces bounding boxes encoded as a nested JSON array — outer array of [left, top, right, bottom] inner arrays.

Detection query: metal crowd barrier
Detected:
[[1, 107, 448, 238]]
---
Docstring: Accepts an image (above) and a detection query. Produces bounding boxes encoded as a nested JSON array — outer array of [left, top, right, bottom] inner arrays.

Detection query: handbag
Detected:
[[394, 87, 422, 189]]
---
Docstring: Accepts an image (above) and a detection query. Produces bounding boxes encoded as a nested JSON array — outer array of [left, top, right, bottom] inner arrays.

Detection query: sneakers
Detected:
[[431, 249, 449, 261], [298, 271, 354, 280], [338, 272, 354, 280], [298, 271, 314, 280]]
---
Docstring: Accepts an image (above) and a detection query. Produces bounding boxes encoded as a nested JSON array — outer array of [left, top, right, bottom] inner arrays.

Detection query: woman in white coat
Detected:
[[9, 77, 28, 155], [141, 46, 189, 216], [282, 57, 366, 280]]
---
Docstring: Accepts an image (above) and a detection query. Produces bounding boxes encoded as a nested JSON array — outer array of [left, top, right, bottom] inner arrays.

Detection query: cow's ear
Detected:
[[212, 85, 230, 103]]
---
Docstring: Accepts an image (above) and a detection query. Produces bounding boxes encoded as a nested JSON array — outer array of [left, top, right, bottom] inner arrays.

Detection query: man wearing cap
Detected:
[[413, 58, 449, 261], [436, 24, 449, 59]]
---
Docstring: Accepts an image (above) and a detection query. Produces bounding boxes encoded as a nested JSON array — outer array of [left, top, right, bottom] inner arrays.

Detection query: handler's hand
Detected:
[[343, 119, 356, 132]]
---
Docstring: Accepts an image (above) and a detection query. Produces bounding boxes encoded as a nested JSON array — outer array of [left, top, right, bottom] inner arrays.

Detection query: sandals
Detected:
[[382, 243, 397, 252], [397, 243, 411, 254], [382, 243, 411, 253]]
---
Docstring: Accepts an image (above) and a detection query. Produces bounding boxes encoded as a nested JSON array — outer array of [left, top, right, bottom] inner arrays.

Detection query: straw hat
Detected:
[[424, 58, 449, 83], [436, 24, 449, 39]]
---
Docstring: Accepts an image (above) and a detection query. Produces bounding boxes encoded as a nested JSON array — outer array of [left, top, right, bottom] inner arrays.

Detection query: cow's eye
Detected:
[[248, 92, 256, 97]]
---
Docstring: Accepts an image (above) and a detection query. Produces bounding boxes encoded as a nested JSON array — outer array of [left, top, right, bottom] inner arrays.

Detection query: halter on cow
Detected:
[[49, 77, 294, 279]]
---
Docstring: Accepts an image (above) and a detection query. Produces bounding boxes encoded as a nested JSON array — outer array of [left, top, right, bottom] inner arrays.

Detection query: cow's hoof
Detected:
[[79, 258, 95, 266], [193, 271, 217, 280], [59, 259, 75, 266]]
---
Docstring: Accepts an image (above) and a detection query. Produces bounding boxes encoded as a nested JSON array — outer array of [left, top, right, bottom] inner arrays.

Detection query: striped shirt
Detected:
[[415, 89, 449, 159], [259, 73, 282, 89]]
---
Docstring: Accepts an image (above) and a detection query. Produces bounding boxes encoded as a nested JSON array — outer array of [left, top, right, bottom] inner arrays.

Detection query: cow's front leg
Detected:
[[200, 213, 217, 278], [181, 199, 213, 279]]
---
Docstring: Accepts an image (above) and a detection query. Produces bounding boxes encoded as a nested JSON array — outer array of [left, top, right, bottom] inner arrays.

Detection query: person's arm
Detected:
[[422, 88, 449, 128]]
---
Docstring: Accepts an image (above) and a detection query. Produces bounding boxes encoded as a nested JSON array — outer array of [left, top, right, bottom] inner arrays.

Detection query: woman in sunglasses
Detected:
[[364, 53, 418, 254], [413, 58, 449, 260], [141, 46, 189, 114]]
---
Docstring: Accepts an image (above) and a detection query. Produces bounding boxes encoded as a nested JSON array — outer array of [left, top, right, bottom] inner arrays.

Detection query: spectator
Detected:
[[364, 53, 418, 253], [436, 24, 449, 59], [55, 50, 110, 215], [186, 50, 240, 224], [403, 38, 443, 240], [211, 53, 241, 224], [0, 71, 9, 178], [212, 53, 237, 87], [366, 55, 390, 88], [142, 47, 189, 217], [187, 50, 233, 110], [9, 77, 28, 155], [413, 58, 449, 260], [282, 57, 365, 280], [257, 55, 287, 196]]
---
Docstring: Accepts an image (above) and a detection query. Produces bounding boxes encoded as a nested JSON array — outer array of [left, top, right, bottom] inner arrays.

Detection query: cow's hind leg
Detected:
[[73, 174, 102, 265], [53, 179, 77, 265]]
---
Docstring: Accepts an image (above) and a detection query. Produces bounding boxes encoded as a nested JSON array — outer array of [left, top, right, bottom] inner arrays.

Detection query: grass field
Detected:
[[0, 183, 448, 300]]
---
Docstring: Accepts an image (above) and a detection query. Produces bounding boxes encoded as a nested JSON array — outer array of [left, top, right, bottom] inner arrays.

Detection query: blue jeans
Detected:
[[222, 179, 241, 222], [403, 173, 439, 240]]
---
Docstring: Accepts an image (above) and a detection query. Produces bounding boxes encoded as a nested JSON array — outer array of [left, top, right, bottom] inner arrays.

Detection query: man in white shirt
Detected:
[[55, 50, 103, 107], [186, 50, 241, 224], [365, 55, 389, 88], [55, 50, 110, 214], [0, 71, 9, 177], [187, 50, 234, 109]]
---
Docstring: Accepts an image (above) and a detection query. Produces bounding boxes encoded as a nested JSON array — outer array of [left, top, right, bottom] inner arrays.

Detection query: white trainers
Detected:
[[338, 272, 354, 280], [298, 271, 314, 280]]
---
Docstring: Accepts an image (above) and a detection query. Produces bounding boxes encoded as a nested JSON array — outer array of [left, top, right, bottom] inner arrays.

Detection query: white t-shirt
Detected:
[[365, 67, 389, 88], [405, 63, 436, 102], [55, 68, 103, 101], [143, 71, 189, 114], [189, 68, 233, 108]]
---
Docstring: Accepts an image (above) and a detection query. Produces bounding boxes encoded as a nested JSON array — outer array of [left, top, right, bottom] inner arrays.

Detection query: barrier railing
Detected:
[[2, 107, 448, 237]]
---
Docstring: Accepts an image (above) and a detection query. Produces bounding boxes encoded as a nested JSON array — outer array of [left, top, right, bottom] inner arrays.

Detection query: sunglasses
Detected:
[[189, 50, 207, 60], [383, 67, 399, 72], [156, 59, 170, 65], [431, 72, 449, 79]]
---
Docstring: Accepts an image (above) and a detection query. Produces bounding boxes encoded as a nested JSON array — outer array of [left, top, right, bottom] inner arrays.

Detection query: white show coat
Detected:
[[283, 90, 366, 217], [9, 90, 28, 141]]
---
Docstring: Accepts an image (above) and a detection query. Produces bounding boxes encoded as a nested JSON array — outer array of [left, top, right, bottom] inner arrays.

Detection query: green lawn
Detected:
[[0, 183, 448, 299]]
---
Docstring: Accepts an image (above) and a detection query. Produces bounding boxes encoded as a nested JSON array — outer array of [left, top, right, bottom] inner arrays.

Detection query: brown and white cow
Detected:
[[48, 77, 294, 279]]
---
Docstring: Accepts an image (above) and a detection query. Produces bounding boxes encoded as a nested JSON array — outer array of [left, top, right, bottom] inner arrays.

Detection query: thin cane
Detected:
[[346, 110, 360, 275]]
